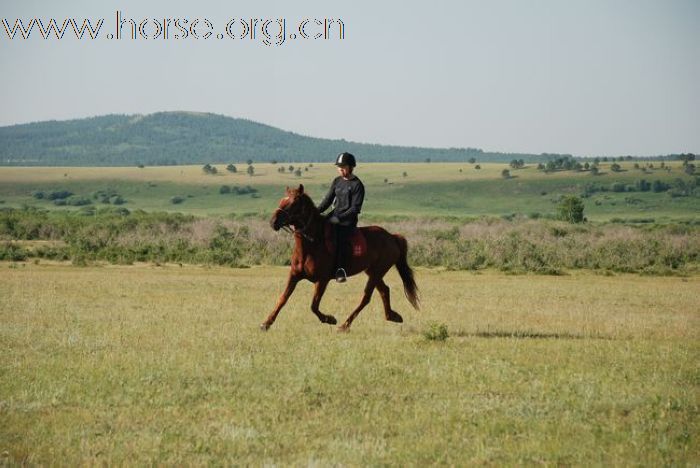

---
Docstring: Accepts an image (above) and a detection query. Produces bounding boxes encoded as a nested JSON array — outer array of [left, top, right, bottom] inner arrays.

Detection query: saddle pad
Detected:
[[324, 225, 367, 257]]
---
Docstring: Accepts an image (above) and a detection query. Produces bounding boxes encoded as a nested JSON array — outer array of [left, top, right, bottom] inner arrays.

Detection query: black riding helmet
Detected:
[[335, 152, 356, 167]]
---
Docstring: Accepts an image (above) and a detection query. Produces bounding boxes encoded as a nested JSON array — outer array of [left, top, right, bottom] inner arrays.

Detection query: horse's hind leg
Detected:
[[377, 278, 403, 323], [311, 279, 337, 325], [338, 275, 378, 332]]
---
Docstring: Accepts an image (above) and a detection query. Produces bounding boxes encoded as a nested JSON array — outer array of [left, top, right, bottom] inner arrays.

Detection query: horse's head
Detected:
[[270, 184, 312, 231]]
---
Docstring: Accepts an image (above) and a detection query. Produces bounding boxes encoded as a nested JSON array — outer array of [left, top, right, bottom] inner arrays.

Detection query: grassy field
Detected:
[[0, 162, 697, 221], [1, 263, 698, 465]]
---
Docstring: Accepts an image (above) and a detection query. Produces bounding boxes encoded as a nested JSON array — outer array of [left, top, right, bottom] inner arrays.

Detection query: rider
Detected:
[[317, 152, 365, 283]]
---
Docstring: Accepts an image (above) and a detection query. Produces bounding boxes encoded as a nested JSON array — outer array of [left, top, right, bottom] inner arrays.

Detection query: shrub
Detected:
[[219, 185, 231, 194], [423, 322, 449, 341], [611, 182, 626, 193], [558, 195, 585, 223], [202, 164, 218, 175], [170, 196, 185, 204], [47, 190, 73, 200]]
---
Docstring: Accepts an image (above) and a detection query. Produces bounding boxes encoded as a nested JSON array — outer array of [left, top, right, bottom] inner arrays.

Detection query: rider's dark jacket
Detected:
[[318, 175, 365, 226]]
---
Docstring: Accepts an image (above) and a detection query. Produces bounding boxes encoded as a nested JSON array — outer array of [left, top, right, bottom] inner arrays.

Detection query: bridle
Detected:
[[274, 202, 317, 242]]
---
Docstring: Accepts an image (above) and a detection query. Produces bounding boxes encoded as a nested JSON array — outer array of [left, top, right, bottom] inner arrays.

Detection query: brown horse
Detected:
[[261, 184, 419, 331]]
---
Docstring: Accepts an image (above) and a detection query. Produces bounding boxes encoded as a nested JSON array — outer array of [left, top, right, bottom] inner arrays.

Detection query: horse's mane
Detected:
[[296, 191, 320, 215]]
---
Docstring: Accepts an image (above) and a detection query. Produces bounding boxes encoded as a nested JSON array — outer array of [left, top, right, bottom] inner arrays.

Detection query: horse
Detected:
[[262, 184, 419, 331]]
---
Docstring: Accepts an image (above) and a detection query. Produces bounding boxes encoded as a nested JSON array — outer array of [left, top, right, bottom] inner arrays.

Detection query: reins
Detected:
[[276, 202, 318, 242]]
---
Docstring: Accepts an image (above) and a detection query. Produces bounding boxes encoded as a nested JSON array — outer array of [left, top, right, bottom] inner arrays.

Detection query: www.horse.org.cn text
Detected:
[[1, 11, 345, 46]]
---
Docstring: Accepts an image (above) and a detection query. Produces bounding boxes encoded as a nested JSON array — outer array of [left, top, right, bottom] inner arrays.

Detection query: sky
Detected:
[[0, 0, 698, 156]]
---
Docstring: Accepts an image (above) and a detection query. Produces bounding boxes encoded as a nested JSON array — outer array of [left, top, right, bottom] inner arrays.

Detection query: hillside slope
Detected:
[[1, 111, 532, 166]]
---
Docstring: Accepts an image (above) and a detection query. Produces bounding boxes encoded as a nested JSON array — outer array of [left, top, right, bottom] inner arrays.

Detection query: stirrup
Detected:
[[335, 268, 347, 283]]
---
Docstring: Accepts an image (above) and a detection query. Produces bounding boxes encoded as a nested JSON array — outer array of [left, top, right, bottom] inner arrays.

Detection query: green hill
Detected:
[[1, 111, 553, 166]]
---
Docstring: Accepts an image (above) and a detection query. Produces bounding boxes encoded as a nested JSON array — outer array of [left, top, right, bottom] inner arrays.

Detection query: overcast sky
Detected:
[[1, 0, 698, 156]]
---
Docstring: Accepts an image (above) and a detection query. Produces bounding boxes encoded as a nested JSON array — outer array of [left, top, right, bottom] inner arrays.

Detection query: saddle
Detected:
[[324, 224, 367, 257]]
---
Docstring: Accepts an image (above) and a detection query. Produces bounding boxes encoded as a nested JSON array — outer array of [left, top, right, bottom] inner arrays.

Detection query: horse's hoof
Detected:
[[387, 311, 404, 323], [260, 323, 270, 331], [323, 315, 337, 325]]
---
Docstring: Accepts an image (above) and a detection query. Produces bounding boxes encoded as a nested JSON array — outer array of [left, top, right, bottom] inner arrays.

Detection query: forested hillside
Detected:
[[1, 111, 545, 166]]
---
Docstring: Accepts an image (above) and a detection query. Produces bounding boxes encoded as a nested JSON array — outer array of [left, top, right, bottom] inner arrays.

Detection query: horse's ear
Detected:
[[298, 184, 304, 195]]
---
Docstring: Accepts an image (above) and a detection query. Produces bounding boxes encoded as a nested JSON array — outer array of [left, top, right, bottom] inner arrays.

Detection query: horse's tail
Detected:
[[394, 234, 420, 310]]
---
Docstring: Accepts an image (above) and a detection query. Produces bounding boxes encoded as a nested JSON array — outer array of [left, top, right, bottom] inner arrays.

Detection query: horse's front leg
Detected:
[[311, 279, 337, 325], [260, 272, 300, 330]]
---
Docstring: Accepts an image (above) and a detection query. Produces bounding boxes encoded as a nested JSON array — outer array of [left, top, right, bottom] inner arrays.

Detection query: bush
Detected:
[[47, 190, 73, 200], [423, 322, 449, 341], [611, 182, 626, 193], [219, 185, 231, 194], [558, 196, 585, 223], [170, 196, 185, 204]]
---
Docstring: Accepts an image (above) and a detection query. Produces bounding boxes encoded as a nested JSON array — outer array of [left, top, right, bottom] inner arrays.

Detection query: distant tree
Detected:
[[537, 163, 545, 170], [270, 160, 278, 165], [294, 169, 302, 177], [384, 178, 389, 184], [635, 179, 651, 192], [651, 180, 669, 193], [679, 153, 695, 166], [633, 163, 640, 169], [684, 164, 696, 175], [590, 166, 600, 176], [288, 165, 294, 172], [468, 157, 476, 164], [425, 158, 431, 163], [219, 185, 231, 194], [474, 165, 481, 170], [246, 159, 253, 165], [403, 171, 408, 177], [226, 164, 237, 173], [202, 164, 218, 175], [558, 195, 585, 223], [137, 164, 145, 169], [509, 159, 525, 169], [501, 169, 511, 179], [247, 165, 255, 177], [584, 162, 590, 170], [610, 163, 622, 172]]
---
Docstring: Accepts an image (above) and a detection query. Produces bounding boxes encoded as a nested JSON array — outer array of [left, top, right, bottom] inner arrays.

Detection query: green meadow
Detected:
[[0, 162, 697, 220]]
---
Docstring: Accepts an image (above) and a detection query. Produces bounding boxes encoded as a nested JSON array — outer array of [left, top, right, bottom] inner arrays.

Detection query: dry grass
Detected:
[[1, 264, 698, 465]]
